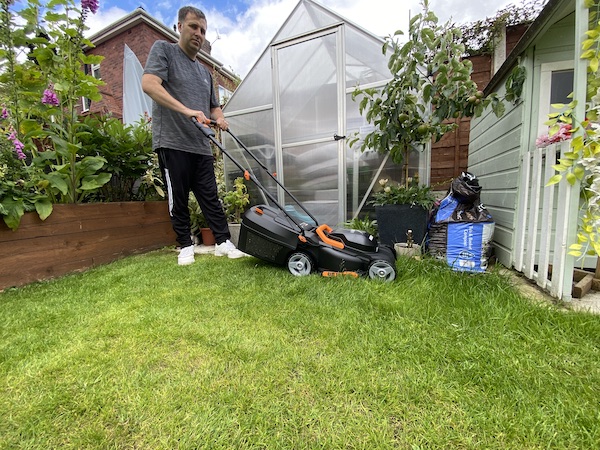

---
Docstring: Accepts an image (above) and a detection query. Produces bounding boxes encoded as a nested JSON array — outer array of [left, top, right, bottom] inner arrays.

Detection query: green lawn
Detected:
[[1, 249, 599, 449]]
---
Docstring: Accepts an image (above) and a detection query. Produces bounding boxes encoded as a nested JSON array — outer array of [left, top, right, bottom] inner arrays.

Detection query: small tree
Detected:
[[223, 177, 249, 223], [351, 0, 524, 183]]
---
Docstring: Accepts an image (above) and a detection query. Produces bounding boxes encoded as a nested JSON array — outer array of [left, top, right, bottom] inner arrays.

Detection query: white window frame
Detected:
[[537, 61, 574, 135], [218, 85, 233, 105], [82, 63, 101, 112]]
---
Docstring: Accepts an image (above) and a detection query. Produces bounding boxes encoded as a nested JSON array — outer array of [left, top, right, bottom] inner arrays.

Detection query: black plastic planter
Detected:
[[375, 204, 429, 247]]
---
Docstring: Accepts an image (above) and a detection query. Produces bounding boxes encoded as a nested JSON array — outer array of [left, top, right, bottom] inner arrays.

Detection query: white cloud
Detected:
[[86, 0, 519, 78], [207, 0, 517, 77], [85, 6, 129, 35]]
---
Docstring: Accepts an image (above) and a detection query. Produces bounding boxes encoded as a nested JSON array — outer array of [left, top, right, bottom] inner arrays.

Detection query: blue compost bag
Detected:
[[428, 172, 494, 273]]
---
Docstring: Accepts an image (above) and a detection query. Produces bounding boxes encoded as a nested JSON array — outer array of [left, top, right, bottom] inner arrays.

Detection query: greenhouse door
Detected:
[[272, 25, 346, 225]]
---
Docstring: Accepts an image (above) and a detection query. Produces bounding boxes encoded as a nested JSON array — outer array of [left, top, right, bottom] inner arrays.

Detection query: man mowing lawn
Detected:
[[142, 5, 244, 265]]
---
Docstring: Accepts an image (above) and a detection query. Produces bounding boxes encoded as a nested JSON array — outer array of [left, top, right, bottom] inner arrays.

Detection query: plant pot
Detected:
[[200, 227, 216, 246], [228, 222, 241, 247], [375, 204, 429, 248], [394, 242, 422, 259]]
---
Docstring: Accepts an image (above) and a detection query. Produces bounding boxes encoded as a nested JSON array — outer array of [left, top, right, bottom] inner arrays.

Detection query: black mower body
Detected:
[[192, 119, 397, 281], [238, 205, 396, 277]]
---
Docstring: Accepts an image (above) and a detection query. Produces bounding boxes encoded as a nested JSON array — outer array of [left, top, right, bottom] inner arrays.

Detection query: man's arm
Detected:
[[142, 73, 209, 123], [210, 106, 229, 131]]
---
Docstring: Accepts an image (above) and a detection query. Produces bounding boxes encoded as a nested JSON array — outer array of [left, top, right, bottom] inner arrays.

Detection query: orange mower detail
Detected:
[[322, 271, 359, 278], [316, 224, 344, 250]]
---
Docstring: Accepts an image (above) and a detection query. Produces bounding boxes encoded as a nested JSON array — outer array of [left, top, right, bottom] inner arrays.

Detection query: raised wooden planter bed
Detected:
[[0, 202, 175, 291]]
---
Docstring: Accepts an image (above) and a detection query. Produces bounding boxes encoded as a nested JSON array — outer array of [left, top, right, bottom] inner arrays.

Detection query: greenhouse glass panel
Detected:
[[274, 1, 338, 42], [345, 27, 392, 88], [222, 110, 277, 204], [277, 33, 338, 144], [224, 54, 272, 113], [222, 0, 430, 224], [282, 141, 339, 226], [346, 91, 385, 219], [344, 91, 425, 219]]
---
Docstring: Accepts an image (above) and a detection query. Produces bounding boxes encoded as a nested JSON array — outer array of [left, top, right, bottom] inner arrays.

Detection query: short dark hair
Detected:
[[178, 6, 205, 23]]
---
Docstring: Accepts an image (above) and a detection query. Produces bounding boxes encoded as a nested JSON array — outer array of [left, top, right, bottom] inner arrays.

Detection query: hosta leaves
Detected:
[[1, 198, 25, 231], [80, 173, 112, 191], [35, 199, 53, 221]]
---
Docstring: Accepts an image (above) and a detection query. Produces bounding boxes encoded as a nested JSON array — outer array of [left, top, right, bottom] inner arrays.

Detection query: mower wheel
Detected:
[[368, 260, 396, 282], [287, 252, 313, 277]]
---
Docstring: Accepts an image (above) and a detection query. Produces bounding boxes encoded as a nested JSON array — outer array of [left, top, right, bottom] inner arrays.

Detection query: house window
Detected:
[[218, 85, 233, 105], [82, 63, 101, 112], [537, 61, 574, 137]]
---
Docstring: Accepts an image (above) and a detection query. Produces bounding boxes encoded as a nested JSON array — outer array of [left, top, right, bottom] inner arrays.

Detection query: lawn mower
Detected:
[[192, 118, 397, 281]]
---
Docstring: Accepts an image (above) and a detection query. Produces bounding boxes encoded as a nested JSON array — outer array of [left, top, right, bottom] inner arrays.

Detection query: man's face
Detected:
[[178, 13, 207, 57]]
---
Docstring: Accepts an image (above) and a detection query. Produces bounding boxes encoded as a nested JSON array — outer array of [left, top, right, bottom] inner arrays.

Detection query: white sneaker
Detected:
[[178, 245, 195, 265], [214, 239, 245, 259]]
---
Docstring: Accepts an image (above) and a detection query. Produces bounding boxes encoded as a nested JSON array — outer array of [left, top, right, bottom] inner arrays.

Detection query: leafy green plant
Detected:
[[343, 214, 378, 237], [0, 136, 52, 229], [137, 152, 165, 201], [0, 0, 108, 229], [222, 176, 249, 223], [189, 192, 208, 240], [350, 0, 508, 168], [78, 114, 158, 201], [370, 176, 436, 210]]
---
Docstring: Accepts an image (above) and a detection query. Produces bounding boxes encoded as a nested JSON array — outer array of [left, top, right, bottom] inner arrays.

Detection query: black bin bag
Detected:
[[427, 172, 494, 273]]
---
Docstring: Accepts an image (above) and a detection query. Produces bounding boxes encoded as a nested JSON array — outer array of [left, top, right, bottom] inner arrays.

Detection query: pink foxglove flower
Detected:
[[7, 132, 26, 160], [41, 88, 59, 106], [1, 107, 7, 119], [12, 138, 26, 160], [535, 123, 572, 148], [81, 0, 99, 14]]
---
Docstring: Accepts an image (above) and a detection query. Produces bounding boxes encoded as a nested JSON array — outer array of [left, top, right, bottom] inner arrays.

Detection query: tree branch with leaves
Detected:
[[350, 0, 521, 176]]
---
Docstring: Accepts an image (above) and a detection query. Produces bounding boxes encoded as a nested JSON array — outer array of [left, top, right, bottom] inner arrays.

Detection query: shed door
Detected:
[[272, 25, 346, 225]]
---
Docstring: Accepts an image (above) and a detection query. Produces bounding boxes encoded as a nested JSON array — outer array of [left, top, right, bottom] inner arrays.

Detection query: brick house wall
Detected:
[[80, 9, 238, 119]]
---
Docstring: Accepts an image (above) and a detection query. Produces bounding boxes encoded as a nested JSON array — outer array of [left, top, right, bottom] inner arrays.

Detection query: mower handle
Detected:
[[191, 117, 216, 138], [190, 117, 308, 233], [218, 122, 320, 227]]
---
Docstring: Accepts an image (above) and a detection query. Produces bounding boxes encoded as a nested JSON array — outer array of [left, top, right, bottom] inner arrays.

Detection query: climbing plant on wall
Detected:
[[456, 0, 549, 56]]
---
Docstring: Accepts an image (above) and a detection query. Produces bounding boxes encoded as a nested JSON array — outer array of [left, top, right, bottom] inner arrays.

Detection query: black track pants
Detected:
[[157, 148, 230, 248]]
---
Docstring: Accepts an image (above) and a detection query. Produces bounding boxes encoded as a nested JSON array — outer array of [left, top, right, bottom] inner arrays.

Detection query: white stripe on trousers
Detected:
[[164, 168, 174, 216]]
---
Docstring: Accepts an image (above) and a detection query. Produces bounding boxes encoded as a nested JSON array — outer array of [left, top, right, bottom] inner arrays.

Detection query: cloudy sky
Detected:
[[85, 0, 521, 77]]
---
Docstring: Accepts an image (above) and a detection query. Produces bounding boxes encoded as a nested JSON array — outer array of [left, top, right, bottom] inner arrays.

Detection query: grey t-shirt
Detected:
[[143, 41, 219, 155]]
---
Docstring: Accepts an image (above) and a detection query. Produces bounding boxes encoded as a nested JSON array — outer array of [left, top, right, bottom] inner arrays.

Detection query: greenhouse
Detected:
[[222, 0, 429, 226]]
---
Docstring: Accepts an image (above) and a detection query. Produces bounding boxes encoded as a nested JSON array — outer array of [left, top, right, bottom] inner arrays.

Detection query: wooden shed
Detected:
[[468, 0, 592, 300]]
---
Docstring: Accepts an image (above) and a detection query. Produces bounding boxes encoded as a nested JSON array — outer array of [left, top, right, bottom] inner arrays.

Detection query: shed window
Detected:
[[537, 62, 574, 140], [550, 69, 574, 105]]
